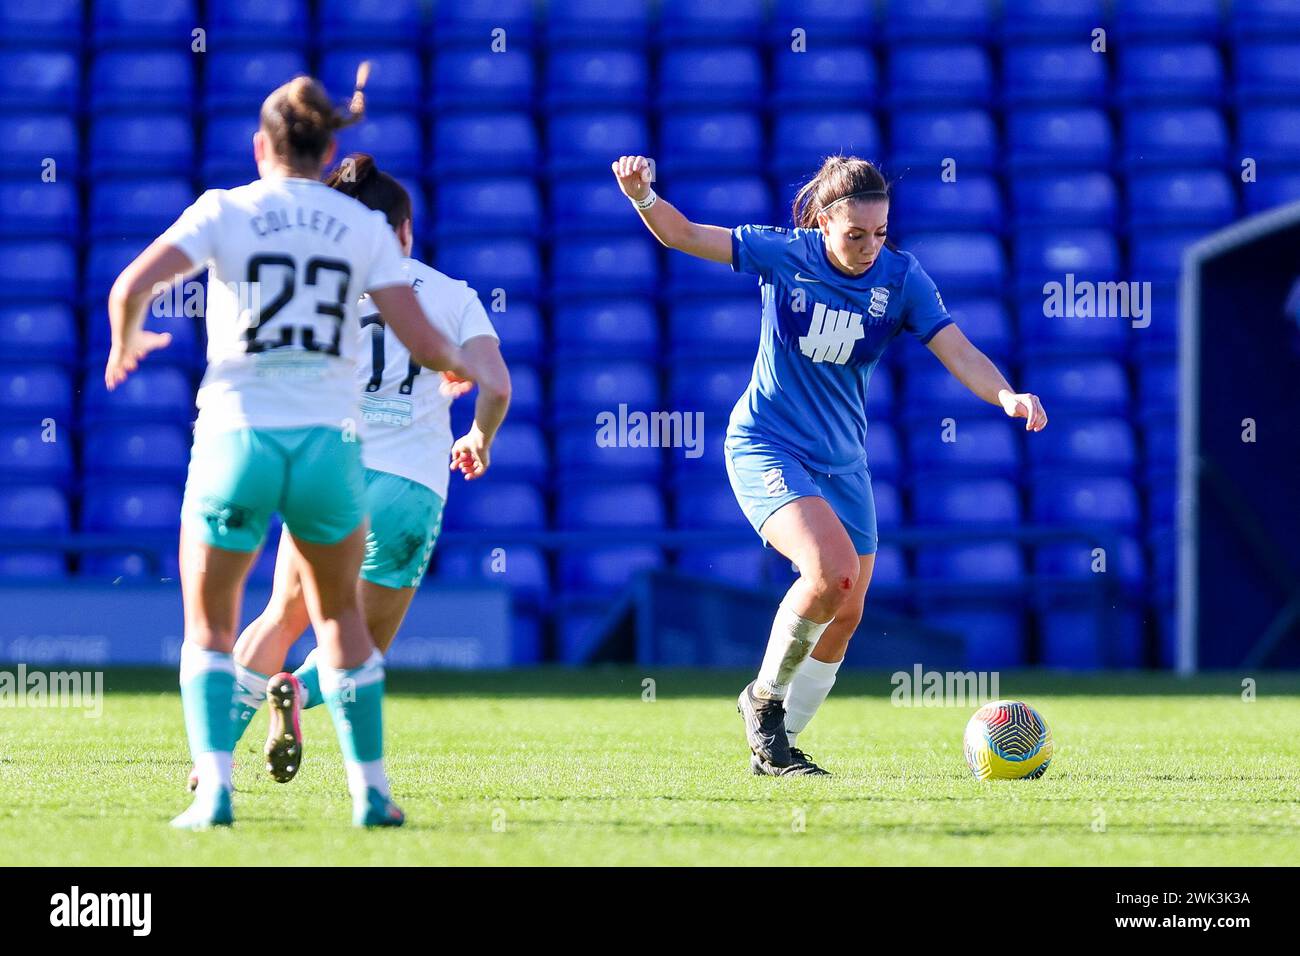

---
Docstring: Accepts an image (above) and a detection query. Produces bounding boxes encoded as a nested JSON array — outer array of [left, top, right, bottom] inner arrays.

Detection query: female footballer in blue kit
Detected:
[[106, 71, 489, 829], [611, 154, 1048, 775]]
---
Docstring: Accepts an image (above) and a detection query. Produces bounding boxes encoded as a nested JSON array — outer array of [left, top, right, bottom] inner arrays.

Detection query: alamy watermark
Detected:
[[595, 404, 705, 459], [1043, 274, 1151, 328], [890, 665, 999, 707], [0, 664, 103, 718]]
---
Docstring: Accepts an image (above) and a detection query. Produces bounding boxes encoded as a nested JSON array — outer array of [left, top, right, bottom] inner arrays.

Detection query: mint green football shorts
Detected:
[[181, 426, 366, 553], [360, 468, 444, 590]]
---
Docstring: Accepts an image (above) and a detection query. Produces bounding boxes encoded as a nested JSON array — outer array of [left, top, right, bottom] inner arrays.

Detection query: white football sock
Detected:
[[233, 661, 269, 712], [193, 750, 233, 795], [754, 603, 831, 701], [345, 759, 391, 801], [784, 655, 843, 745]]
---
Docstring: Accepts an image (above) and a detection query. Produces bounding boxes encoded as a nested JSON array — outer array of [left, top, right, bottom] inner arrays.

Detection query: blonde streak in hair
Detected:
[[341, 60, 372, 129]]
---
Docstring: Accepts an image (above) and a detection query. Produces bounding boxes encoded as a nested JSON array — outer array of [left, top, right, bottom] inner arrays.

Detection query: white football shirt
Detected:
[[157, 177, 409, 437], [355, 257, 499, 500]]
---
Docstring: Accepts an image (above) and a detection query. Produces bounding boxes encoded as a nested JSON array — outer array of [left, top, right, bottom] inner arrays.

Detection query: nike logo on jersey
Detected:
[[793, 272, 821, 283], [799, 302, 864, 364]]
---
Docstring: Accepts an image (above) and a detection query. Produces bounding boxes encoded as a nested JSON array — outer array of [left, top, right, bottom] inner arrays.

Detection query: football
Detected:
[[963, 700, 1054, 781]]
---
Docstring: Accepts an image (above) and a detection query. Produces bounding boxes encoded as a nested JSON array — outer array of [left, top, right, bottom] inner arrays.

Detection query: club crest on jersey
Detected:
[[869, 287, 891, 318], [799, 302, 864, 364]]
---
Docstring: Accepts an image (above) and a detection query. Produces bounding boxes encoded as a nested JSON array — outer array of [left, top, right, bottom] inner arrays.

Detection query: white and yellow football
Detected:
[[963, 700, 1053, 781]]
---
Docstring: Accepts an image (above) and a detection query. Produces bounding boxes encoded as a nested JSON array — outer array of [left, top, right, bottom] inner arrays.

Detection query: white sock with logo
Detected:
[[784, 656, 843, 747], [754, 603, 831, 701]]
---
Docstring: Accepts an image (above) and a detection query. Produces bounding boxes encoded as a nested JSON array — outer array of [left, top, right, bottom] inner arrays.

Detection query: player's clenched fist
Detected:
[[611, 155, 652, 201]]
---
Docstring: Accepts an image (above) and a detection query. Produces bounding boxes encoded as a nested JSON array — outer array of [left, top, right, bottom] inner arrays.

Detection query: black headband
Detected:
[[820, 189, 890, 212]]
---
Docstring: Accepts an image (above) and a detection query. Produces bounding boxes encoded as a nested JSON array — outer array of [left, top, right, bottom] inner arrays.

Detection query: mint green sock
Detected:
[[179, 645, 238, 763], [319, 651, 385, 763], [231, 662, 271, 745], [293, 648, 324, 711]]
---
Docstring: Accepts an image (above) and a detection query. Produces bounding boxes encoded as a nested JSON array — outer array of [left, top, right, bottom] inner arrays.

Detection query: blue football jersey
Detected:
[[727, 224, 954, 474]]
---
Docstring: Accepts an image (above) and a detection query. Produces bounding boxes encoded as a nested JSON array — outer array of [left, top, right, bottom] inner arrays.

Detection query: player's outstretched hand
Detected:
[[439, 369, 475, 399], [104, 330, 173, 391], [449, 427, 491, 480], [611, 155, 652, 201], [998, 388, 1048, 432]]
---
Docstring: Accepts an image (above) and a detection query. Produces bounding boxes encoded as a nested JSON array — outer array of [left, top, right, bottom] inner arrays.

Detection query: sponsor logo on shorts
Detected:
[[762, 467, 788, 497]]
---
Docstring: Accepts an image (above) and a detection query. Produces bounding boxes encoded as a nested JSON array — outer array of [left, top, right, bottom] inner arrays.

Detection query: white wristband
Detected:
[[630, 188, 657, 211]]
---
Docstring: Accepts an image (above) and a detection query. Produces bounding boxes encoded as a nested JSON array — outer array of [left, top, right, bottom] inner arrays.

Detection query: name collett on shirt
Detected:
[[250, 206, 350, 244]]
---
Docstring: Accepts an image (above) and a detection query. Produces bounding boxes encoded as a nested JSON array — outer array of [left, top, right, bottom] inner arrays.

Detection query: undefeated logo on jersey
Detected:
[[799, 302, 864, 364]]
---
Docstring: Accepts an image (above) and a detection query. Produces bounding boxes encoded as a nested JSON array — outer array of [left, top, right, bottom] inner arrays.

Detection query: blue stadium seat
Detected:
[[85, 240, 146, 309], [548, 110, 650, 175], [1127, 169, 1236, 230], [889, 110, 997, 171], [1037, 603, 1145, 669], [435, 179, 542, 239], [432, 113, 539, 175], [1113, 0, 1223, 39], [1029, 417, 1138, 474], [432, 49, 534, 111], [668, 422, 728, 482], [1231, 0, 1300, 40], [0, 114, 78, 175], [915, 541, 1024, 582], [669, 299, 759, 358], [672, 479, 750, 529], [906, 417, 1022, 477], [0, 423, 73, 484], [1138, 354, 1178, 411], [198, 111, 259, 184], [911, 477, 1022, 525], [79, 548, 182, 581], [544, 50, 649, 110], [555, 422, 663, 477], [442, 481, 547, 531], [868, 544, 908, 588], [1014, 229, 1120, 293], [1033, 476, 1141, 527], [1117, 43, 1224, 105], [883, 0, 993, 40], [864, 421, 901, 480], [317, 0, 424, 45], [658, 48, 765, 109], [1000, 0, 1104, 40], [665, 251, 753, 299], [944, 299, 1012, 359], [890, 176, 1002, 233], [1123, 108, 1229, 168], [205, 0, 306, 47], [0, 305, 78, 365], [1002, 44, 1108, 106], [80, 481, 182, 535], [321, 50, 422, 112], [90, 51, 193, 111], [434, 239, 542, 301], [81, 366, 194, 426], [664, 176, 772, 232], [1129, 232, 1202, 283], [483, 422, 550, 484], [544, 0, 651, 47], [659, 111, 763, 175], [676, 547, 766, 587], [433, 0, 535, 48], [767, 0, 875, 44], [483, 300, 543, 363], [1012, 172, 1118, 229], [549, 177, 644, 237], [1233, 43, 1300, 105], [93, 112, 193, 176], [0, 0, 83, 44], [1237, 108, 1300, 165], [0, 241, 77, 301], [334, 113, 422, 177], [1142, 414, 1177, 469], [901, 233, 1005, 295], [658, 0, 764, 44], [0, 51, 79, 110], [550, 360, 659, 421], [887, 45, 993, 106], [89, 179, 192, 238], [668, 359, 751, 414], [203, 50, 308, 111], [1007, 109, 1113, 169], [1035, 534, 1145, 585], [1017, 297, 1131, 357], [773, 110, 880, 181], [82, 423, 190, 482], [0, 181, 78, 238], [558, 481, 664, 529], [554, 300, 659, 357], [1026, 357, 1130, 414], [435, 544, 551, 604], [93, 0, 195, 46], [560, 546, 663, 592], [771, 47, 877, 109], [874, 480, 903, 529], [923, 600, 1026, 668], [550, 237, 658, 299], [501, 364, 542, 422], [0, 485, 70, 580]]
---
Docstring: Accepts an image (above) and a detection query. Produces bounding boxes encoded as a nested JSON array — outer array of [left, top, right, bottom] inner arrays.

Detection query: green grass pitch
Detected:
[[2, 668, 1298, 866]]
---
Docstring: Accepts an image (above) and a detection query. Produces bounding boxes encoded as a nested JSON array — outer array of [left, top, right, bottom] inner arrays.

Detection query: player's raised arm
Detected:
[[104, 239, 196, 389], [611, 155, 733, 264]]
